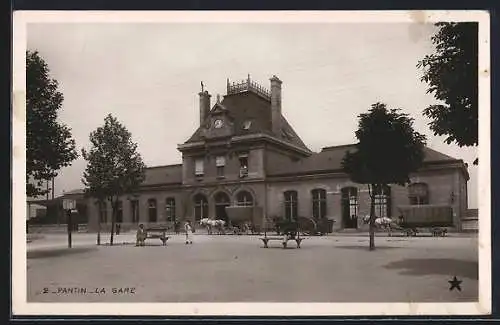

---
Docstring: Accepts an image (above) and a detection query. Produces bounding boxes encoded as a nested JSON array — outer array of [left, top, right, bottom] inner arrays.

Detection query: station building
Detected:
[[85, 75, 470, 233]]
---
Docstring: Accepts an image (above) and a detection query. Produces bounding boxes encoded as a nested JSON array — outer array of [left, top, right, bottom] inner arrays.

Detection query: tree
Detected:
[[341, 103, 427, 251], [81, 114, 146, 246], [417, 22, 478, 164], [27, 50, 78, 197]]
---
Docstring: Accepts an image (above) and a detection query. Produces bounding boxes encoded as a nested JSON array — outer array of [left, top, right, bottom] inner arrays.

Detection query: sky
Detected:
[[26, 22, 478, 208]]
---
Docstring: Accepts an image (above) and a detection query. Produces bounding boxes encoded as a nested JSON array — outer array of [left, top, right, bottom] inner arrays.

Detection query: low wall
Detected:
[[461, 218, 478, 232], [28, 224, 88, 233]]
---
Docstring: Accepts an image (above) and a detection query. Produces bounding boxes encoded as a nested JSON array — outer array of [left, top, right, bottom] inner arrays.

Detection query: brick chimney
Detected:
[[270, 75, 282, 135], [199, 90, 211, 126]]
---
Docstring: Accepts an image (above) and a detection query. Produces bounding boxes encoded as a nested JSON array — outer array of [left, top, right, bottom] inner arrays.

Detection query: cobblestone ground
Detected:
[[27, 233, 478, 302]]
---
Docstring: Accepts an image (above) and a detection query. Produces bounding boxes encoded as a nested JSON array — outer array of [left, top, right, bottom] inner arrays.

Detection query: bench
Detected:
[[260, 234, 303, 249], [431, 227, 448, 237], [141, 228, 170, 246]]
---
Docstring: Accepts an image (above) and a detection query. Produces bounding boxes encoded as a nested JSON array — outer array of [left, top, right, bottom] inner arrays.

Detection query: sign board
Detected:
[[63, 199, 77, 211]]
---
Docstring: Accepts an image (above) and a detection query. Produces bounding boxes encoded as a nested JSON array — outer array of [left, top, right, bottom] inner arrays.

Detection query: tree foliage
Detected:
[[81, 114, 146, 245], [417, 22, 478, 162], [341, 102, 427, 250], [26, 50, 78, 197]]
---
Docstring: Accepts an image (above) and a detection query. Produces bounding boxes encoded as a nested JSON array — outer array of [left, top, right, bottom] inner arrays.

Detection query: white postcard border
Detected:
[[12, 10, 491, 316]]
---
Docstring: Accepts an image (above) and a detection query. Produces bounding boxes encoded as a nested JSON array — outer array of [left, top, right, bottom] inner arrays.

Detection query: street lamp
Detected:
[[62, 196, 77, 248]]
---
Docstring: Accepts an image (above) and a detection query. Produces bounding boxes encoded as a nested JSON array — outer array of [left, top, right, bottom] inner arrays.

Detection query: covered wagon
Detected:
[[225, 205, 263, 234], [396, 204, 454, 237]]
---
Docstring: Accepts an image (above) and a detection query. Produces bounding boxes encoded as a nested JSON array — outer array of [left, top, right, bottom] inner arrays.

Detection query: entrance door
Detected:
[[214, 192, 230, 224], [341, 187, 358, 229]]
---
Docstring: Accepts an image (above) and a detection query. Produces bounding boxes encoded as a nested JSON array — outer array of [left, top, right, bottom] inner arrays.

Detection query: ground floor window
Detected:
[[236, 190, 253, 207], [312, 189, 327, 220], [98, 201, 107, 223], [408, 182, 429, 205], [374, 185, 391, 218], [214, 192, 230, 223], [130, 200, 139, 223], [194, 194, 208, 221], [148, 198, 157, 222], [165, 198, 176, 222], [116, 200, 123, 223], [341, 187, 358, 228], [284, 190, 298, 221]]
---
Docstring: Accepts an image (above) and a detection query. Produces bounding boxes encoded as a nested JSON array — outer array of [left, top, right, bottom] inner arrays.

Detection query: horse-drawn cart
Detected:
[[225, 206, 262, 235], [396, 205, 454, 237]]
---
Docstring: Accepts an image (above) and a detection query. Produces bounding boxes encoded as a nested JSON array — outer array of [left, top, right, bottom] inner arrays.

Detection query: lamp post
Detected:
[[62, 197, 76, 249]]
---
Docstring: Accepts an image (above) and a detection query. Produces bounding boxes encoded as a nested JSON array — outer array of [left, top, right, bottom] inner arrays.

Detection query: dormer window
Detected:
[[243, 120, 252, 130], [195, 158, 204, 177]]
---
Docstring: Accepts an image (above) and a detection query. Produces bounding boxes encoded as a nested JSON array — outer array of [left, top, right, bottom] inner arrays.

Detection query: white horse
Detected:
[[211, 219, 226, 235], [199, 218, 226, 235], [362, 215, 395, 235], [199, 218, 212, 234]]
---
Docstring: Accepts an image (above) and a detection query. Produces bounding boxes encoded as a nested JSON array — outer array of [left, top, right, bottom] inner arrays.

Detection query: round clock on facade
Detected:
[[214, 119, 223, 128]]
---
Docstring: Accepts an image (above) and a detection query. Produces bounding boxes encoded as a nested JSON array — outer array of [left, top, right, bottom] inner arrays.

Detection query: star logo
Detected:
[[448, 276, 462, 291]]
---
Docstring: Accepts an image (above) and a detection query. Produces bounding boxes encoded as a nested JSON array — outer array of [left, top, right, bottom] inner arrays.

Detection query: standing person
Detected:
[[136, 224, 146, 247], [184, 220, 194, 244], [174, 221, 180, 234]]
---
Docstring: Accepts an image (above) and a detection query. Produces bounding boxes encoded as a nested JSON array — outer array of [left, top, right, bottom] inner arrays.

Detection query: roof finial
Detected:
[[201, 81, 204, 92]]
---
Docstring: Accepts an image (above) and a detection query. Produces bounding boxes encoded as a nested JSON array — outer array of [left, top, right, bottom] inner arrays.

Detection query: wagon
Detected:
[[396, 205, 454, 237], [225, 206, 262, 235]]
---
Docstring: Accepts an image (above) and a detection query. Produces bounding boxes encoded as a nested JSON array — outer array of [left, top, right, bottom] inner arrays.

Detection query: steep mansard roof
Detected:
[[185, 91, 310, 152]]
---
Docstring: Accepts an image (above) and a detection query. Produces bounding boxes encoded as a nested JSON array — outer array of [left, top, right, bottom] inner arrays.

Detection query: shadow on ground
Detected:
[[27, 247, 97, 259], [102, 242, 136, 247], [335, 245, 402, 250], [384, 258, 478, 280]]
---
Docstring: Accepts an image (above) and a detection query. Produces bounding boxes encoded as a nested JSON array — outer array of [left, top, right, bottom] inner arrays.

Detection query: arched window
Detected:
[[408, 183, 429, 205], [130, 199, 139, 223], [148, 198, 157, 222], [214, 192, 230, 222], [311, 189, 327, 220], [165, 198, 176, 222], [116, 200, 123, 223], [374, 185, 391, 218], [341, 187, 358, 228], [236, 191, 253, 207], [194, 193, 208, 221], [284, 190, 298, 221]]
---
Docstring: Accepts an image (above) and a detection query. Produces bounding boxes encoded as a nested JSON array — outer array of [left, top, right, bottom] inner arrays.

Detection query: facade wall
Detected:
[[182, 146, 265, 185], [264, 147, 296, 173], [86, 165, 468, 233], [267, 177, 370, 231], [181, 181, 266, 227], [265, 167, 467, 232], [85, 151, 468, 233]]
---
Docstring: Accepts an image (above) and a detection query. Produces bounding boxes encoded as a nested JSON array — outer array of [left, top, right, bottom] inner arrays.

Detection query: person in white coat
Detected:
[[184, 220, 194, 244]]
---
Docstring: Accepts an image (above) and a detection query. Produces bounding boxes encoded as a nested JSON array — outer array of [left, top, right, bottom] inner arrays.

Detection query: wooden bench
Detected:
[[143, 228, 170, 246], [431, 227, 448, 237], [260, 235, 303, 249]]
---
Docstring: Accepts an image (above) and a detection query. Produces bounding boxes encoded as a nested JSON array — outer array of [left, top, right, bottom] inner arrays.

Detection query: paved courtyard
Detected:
[[27, 232, 478, 302]]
